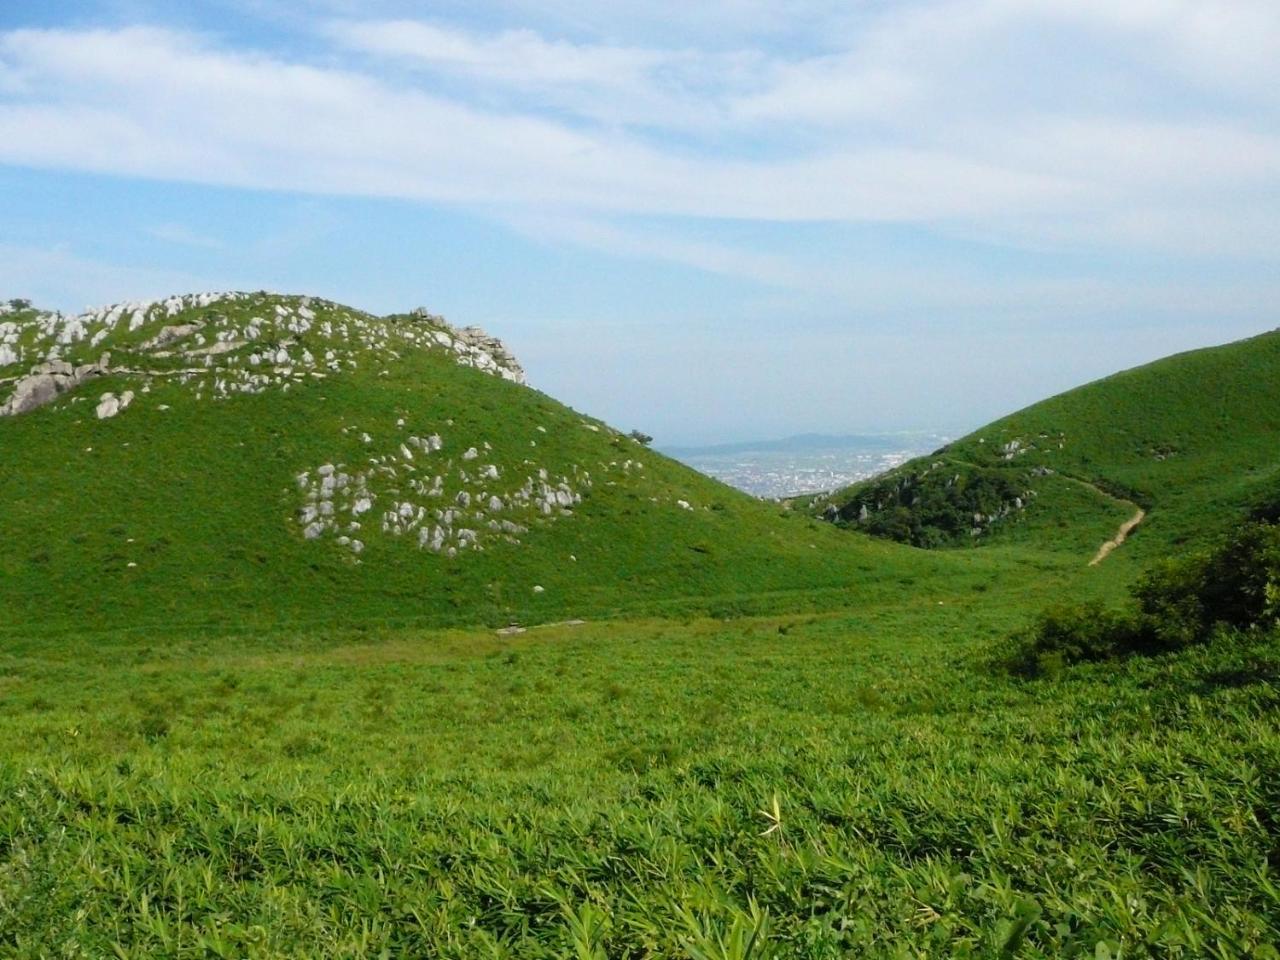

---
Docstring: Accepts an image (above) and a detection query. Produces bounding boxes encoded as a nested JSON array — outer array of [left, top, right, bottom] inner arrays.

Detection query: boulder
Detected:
[[96, 393, 120, 419], [144, 322, 202, 350], [95, 389, 135, 420], [33, 359, 74, 377], [1, 354, 110, 417], [5, 374, 62, 416]]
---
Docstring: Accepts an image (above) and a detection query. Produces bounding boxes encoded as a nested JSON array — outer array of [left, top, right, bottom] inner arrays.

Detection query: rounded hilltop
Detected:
[[0, 290, 921, 636], [0, 292, 525, 419]]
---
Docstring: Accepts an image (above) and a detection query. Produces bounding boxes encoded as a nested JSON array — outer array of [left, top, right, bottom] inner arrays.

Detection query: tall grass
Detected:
[[1, 604, 1277, 957]]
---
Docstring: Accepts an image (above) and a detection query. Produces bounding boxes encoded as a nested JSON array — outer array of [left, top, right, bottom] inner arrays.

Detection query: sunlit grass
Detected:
[[2, 597, 1277, 957]]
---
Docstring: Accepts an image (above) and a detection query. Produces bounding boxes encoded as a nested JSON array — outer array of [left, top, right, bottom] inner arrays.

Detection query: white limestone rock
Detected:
[[93, 389, 133, 419]]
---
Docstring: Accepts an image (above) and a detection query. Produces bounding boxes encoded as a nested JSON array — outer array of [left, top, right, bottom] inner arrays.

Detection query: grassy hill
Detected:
[[814, 329, 1280, 565], [0, 292, 974, 637]]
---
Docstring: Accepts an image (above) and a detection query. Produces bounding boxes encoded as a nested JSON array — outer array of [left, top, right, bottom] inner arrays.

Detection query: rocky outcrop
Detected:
[[452, 326, 525, 383], [143, 322, 203, 350], [408, 307, 526, 384], [294, 425, 588, 558], [0, 355, 111, 417]]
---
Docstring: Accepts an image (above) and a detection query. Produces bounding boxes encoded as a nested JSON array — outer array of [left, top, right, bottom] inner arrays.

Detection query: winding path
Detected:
[[1089, 507, 1147, 566]]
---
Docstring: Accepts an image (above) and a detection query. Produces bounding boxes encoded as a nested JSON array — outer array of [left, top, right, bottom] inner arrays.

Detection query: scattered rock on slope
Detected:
[[0, 292, 527, 418]]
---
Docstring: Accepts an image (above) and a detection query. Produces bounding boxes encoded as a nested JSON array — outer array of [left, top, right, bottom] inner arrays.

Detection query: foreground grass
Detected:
[[2, 592, 1277, 958]]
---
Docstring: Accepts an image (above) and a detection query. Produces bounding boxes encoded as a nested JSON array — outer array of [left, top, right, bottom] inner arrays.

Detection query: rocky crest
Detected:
[[0, 292, 698, 568], [0, 293, 527, 419]]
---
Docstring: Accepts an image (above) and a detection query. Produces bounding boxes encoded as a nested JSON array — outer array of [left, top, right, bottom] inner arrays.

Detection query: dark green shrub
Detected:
[[1131, 556, 1208, 650], [1005, 602, 1143, 677], [1246, 486, 1280, 524], [1010, 522, 1280, 676], [837, 465, 1032, 548], [1135, 522, 1280, 642]]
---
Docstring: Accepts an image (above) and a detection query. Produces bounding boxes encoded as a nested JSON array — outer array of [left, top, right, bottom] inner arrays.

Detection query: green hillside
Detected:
[[1, 292, 961, 637], [816, 329, 1280, 565]]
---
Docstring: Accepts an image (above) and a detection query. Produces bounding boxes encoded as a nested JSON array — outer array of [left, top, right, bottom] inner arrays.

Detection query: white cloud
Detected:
[[0, 26, 1082, 225], [328, 18, 759, 131], [0, 1, 1278, 274], [334, 20, 667, 87]]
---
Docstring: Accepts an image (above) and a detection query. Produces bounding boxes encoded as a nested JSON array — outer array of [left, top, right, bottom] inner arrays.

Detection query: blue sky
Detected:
[[2, 1, 1278, 444]]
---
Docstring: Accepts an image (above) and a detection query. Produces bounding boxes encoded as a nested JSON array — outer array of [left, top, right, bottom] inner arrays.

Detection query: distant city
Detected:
[[661, 432, 950, 499]]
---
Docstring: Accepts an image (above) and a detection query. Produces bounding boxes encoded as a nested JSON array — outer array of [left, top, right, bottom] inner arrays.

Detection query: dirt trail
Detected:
[[1089, 508, 1146, 566], [1050, 471, 1147, 566]]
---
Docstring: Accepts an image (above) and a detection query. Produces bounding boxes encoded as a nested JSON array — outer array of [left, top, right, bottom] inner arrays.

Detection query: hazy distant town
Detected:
[[662, 433, 949, 499]]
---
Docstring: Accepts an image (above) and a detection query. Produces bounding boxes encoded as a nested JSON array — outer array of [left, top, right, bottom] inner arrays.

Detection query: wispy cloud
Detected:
[[333, 20, 669, 88], [327, 18, 759, 131], [0, 24, 1086, 226], [1, 1, 1278, 312]]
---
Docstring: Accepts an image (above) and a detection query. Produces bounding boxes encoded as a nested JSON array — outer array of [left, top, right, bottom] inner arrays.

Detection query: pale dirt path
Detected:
[[1089, 507, 1146, 566]]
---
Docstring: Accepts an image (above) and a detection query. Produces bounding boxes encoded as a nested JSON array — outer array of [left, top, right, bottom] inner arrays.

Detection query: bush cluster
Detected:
[[1008, 522, 1280, 676], [837, 465, 1030, 548]]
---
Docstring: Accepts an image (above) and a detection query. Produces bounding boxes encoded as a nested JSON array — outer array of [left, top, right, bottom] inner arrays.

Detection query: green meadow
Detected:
[[3, 600, 1277, 957]]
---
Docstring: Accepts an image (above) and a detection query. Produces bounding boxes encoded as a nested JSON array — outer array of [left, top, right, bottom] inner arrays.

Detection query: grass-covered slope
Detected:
[[818, 329, 1280, 562], [3, 599, 1277, 957], [0, 293, 941, 635]]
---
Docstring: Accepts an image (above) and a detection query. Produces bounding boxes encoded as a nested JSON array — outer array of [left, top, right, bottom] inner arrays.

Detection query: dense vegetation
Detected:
[[829, 461, 1034, 548], [3, 299, 1279, 955], [1009, 520, 1280, 677], [3, 597, 1278, 958]]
